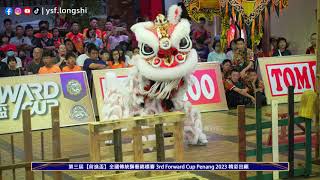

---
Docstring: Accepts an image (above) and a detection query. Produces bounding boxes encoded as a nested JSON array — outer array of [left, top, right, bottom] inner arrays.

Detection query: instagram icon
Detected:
[[14, 7, 22, 16]]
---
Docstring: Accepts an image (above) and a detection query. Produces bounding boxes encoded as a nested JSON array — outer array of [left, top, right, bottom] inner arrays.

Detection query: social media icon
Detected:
[[14, 7, 22, 16], [33, 7, 40, 15], [24, 7, 31, 15], [4, 7, 13, 15]]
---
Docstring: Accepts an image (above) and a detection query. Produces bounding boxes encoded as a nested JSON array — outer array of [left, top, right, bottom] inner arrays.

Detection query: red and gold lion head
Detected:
[[131, 5, 198, 82]]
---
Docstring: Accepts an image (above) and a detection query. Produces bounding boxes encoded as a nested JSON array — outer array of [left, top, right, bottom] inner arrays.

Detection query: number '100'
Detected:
[[184, 74, 215, 101]]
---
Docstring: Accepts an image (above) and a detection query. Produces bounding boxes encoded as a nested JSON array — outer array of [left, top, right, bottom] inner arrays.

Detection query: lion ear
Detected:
[[167, 5, 182, 25]]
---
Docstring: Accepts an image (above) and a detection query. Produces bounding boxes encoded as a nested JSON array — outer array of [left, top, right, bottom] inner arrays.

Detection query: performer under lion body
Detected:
[[102, 5, 208, 145]]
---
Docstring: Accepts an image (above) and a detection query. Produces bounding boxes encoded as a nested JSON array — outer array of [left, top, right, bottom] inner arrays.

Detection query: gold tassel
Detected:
[[259, 14, 262, 33], [232, 6, 235, 20], [251, 20, 255, 49], [226, 2, 228, 15], [238, 13, 242, 29]]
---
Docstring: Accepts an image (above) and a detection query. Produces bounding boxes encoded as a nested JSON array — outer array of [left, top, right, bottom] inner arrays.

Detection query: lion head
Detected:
[[130, 5, 198, 82]]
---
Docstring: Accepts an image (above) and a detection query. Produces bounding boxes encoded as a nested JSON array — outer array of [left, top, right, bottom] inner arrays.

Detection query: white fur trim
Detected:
[[134, 49, 198, 81], [167, 5, 182, 25], [135, 28, 159, 55], [170, 19, 191, 49], [130, 22, 154, 32]]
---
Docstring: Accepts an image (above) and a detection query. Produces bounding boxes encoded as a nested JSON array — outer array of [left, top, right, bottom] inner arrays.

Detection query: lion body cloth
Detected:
[[102, 5, 208, 145]]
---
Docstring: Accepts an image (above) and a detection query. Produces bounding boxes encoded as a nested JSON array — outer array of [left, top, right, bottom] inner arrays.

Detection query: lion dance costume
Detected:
[[102, 5, 208, 145]]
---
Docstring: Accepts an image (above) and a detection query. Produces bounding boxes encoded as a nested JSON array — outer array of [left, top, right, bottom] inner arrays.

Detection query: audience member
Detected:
[[0, 35, 17, 53], [99, 49, 110, 64], [226, 40, 236, 60], [34, 27, 55, 50], [133, 47, 139, 56], [6, 56, 23, 76], [65, 21, 85, 54], [10, 25, 32, 52], [84, 28, 104, 49], [0, 52, 8, 77], [192, 17, 210, 61], [269, 37, 278, 56], [233, 38, 254, 78], [207, 41, 226, 63], [108, 49, 125, 69], [52, 27, 64, 49], [2, 50, 22, 68], [102, 21, 113, 49], [65, 39, 78, 55], [224, 70, 255, 108], [272, 37, 292, 56], [83, 45, 106, 86], [34, 20, 53, 39], [18, 50, 32, 70], [38, 49, 61, 74], [25, 25, 36, 47], [221, 59, 232, 81], [54, 44, 67, 69], [62, 52, 81, 72], [77, 43, 95, 67], [26, 47, 43, 74], [108, 27, 129, 51], [1, 18, 15, 38], [306, 33, 317, 54], [83, 17, 102, 39]]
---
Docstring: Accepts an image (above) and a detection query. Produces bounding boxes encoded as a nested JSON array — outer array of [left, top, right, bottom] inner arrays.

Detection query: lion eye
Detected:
[[141, 43, 154, 56], [179, 36, 192, 51]]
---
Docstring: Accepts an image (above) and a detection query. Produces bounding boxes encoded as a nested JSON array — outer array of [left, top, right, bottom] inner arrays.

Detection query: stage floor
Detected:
[[1, 103, 320, 179]]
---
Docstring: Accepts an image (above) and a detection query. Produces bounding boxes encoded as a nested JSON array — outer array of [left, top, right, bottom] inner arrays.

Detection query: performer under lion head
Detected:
[[103, 5, 208, 145]]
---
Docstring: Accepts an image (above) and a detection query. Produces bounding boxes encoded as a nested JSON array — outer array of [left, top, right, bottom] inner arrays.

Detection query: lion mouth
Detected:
[[140, 78, 185, 99]]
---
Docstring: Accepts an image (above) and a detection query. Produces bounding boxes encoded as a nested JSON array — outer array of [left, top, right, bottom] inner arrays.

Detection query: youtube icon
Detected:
[[24, 7, 31, 15]]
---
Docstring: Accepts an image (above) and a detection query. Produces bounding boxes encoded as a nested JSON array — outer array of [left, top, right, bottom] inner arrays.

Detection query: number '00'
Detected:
[[184, 74, 215, 101]]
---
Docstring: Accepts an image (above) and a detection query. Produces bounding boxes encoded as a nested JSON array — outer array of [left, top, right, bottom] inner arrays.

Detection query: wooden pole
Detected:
[[288, 86, 294, 178], [315, 0, 320, 161], [22, 109, 34, 180], [10, 135, 16, 180], [155, 124, 165, 162], [255, 92, 263, 179], [88, 124, 101, 162], [113, 129, 123, 162], [238, 105, 247, 180], [305, 117, 312, 176], [41, 132, 45, 180], [132, 126, 144, 162], [51, 106, 62, 180], [173, 121, 184, 162], [0, 151, 2, 180], [271, 100, 279, 180]]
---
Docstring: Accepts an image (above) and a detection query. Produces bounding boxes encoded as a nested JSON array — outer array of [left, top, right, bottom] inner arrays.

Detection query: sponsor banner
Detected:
[[0, 72, 95, 134], [258, 55, 316, 104], [92, 62, 228, 119]]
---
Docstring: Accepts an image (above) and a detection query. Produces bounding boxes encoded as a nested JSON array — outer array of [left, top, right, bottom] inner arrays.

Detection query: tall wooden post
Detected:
[[272, 100, 279, 180], [23, 110, 34, 180], [255, 92, 263, 179], [288, 86, 295, 178], [51, 106, 62, 180], [315, 0, 320, 161], [238, 105, 246, 180]]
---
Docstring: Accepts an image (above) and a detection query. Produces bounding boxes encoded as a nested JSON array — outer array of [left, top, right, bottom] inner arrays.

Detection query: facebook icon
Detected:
[[5, 7, 13, 15]]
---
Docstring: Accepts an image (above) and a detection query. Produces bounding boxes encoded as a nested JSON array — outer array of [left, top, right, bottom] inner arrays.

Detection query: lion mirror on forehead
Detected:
[[102, 5, 208, 145]]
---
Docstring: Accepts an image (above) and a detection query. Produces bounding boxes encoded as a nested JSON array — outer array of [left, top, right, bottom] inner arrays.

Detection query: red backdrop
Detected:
[[139, 0, 163, 20]]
